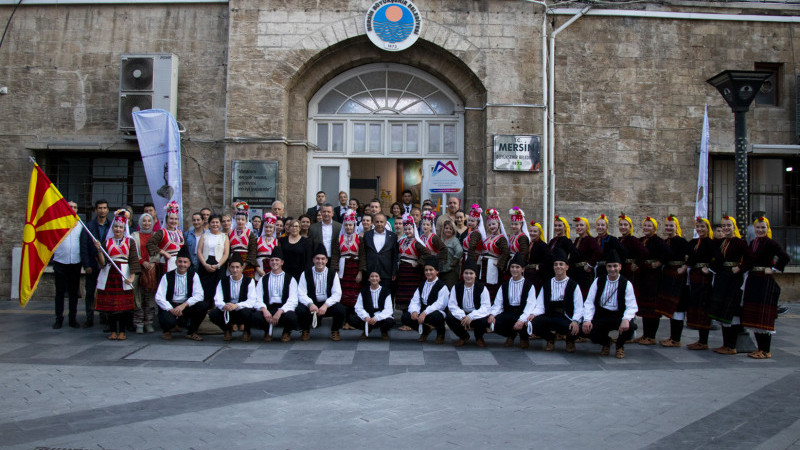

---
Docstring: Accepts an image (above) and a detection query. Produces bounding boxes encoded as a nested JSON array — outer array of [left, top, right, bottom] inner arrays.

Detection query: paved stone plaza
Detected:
[[1, 301, 800, 450]]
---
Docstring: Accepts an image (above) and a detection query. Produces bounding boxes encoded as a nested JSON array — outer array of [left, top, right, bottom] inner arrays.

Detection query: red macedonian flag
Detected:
[[20, 163, 79, 306]]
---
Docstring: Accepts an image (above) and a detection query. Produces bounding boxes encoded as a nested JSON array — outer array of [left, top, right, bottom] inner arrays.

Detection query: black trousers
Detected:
[[586, 308, 636, 348], [158, 302, 208, 335], [401, 309, 446, 334], [348, 314, 395, 335], [249, 304, 299, 335], [445, 312, 488, 340], [531, 314, 576, 342], [208, 307, 253, 332], [494, 306, 528, 339], [84, 269, 99, 318], [297, 302, 346, 331], [54, 262, 81, 322]]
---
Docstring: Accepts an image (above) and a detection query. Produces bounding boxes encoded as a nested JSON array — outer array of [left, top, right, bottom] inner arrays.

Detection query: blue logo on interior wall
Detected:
[[366, 0, 422, 52]]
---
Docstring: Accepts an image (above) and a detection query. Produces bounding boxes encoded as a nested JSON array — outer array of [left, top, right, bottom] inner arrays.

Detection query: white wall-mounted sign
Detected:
[[427, 160, 463, 193], [365, 0, 422, 52]]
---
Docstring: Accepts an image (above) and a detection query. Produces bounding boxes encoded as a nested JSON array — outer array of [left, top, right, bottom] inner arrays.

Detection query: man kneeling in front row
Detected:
[[527, 249, 583, 352], [402, 256, 450, 344], [445, 260, 492, 347], [251, 246, 301, 342], [351, 271, 395, 340], [582, 249, 638, 359], [209, 259, 257, 341], [296, 245, 347, 341], [154, 246, 208, 341]]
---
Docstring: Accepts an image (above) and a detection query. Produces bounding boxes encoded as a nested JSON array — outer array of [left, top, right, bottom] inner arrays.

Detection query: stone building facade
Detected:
[[0, 0, 798, 299]]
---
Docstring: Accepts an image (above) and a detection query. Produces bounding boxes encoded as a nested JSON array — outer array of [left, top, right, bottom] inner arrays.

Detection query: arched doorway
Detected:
[[307, 63, 464, 210]]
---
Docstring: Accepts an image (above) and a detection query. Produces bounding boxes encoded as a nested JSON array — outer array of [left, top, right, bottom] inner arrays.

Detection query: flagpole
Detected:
[[76, 217, 130, 283]]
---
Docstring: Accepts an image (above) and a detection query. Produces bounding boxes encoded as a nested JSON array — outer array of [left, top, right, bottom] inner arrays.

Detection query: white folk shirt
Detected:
[[213, 277, 257, 310], [447, 284, 492, 320], [254, 272, 299, 313], [525, 276, 584, 322], [355, 287, 394, 321], [154, 271, 204, 311], [408, 278, 450, 315], [372, 229, 387, 252], [53, 226, 81, 264], [298, 267, 342, 306], [583, 276, 638, 322], [321, 221, 333, 256], [490, 278, 534, 317]]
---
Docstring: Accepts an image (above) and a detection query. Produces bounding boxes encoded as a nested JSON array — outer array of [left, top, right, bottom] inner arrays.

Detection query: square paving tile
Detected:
[[316, 350, 355, 365], [457, 351, 498, 366], [357, 340, 390, 351], [244, 349, 287, 364], [653, 348, 708, 363], [526, 351, 570, 365], [124, 344, 221, 362], [389, 350, 425, 365], [33, 345, 95, 359]]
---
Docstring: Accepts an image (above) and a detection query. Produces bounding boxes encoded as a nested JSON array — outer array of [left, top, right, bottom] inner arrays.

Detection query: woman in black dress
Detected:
[[657, 215, 690, 347], [685, 217, 717, 350], [279, 218, 312, 281]]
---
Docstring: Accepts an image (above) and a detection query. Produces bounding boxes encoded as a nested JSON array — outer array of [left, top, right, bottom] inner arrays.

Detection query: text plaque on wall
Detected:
[[231, 160, 277, 207], [492, 135, 541, 172]]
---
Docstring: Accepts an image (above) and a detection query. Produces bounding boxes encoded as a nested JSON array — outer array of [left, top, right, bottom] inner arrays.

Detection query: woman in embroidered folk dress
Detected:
[[549, 215, 576, 265], [571, 216, 601, 299], [395, 215, 431, 323], [631, 216, 669, 345], [146, 201, 185, 279], [196, 214, 230, 305], [657, 215, 690, 347], [254, 213, 279, 281], [707, 215, 754, 355], [420, 211, 447, 273], [228, 201, 258, 278], [481, 208, 510, 300], [507, 208, 530, 279], [741, 216, 791, 359], [594, 214, 627, 279], [95, 210, 141, 341], [685, 217, 717, 350], [617, 213, 649, 302], [131, 213, 156, 334], [462, 204, 485, 279], [330, 209, 362, 329], [525, 221, 552, 291]]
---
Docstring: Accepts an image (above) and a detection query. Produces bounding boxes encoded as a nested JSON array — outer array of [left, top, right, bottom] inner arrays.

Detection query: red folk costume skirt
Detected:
[[741, 270, 781, 332], [686, 268, 712, 330], [395, 260, 422, 310], [95, 263, 134, 313], [339, 257, 361, 308], [656, 264, 687, 318]]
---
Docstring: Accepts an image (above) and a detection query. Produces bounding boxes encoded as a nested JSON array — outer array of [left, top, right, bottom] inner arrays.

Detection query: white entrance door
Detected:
[[307, 158, 349, 208]]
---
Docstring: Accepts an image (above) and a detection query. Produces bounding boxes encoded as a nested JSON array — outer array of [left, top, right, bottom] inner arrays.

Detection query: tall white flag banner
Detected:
[[132, 109, 183, 230], [694, 104, 710, 238]]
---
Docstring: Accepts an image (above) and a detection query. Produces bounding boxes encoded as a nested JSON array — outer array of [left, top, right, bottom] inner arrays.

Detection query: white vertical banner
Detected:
[[694, 104, 710, 238], [132, 109, 183, 229]]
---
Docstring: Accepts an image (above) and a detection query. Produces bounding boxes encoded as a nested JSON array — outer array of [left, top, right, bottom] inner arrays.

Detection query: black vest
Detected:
[[166, 269, 195, 303], [360, 285, 391, 315], [261, 273, 293, 306], [593, 275, 629, 318], [417, 279, 447, 309], [221, 276, 251, 304], [454, 280, 485, 311], [303, 267, 336, 304], [543, 278, 579, 318], [502, 278, 534, 311]]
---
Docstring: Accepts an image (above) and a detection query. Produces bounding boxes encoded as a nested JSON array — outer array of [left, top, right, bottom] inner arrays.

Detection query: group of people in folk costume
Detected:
[[90, 198, 788, 360]]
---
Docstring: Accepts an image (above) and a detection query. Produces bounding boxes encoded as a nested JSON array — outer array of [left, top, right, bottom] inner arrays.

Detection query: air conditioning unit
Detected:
[[118, 53, 178, 131]]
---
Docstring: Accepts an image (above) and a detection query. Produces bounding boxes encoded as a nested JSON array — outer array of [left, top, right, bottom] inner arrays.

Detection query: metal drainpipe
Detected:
[[547, 6, 590, 240]]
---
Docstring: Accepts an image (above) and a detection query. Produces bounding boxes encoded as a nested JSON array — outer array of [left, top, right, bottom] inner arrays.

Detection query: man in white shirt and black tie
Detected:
[[582, 249, 638, 359], [297, 245, 346, 341], [445, 260, 492, 347], [51, 200, 82, 329], [402, 256, 450, 344], [209, 259, 257, 342], [489, 253, 537, 349], [154, 246, 207, 341], [401, 189, 414, 215], [351, 271, 395, 340], [251, 246, 300, 342], [526, 249, 584, 353]]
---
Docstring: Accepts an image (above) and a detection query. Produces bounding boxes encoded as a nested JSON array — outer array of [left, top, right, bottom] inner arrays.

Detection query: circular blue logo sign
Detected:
[[366, 1, 422, 52]]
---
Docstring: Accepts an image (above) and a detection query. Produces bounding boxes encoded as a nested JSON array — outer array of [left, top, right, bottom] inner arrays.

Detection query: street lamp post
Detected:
[[706, 70, 772, 228]]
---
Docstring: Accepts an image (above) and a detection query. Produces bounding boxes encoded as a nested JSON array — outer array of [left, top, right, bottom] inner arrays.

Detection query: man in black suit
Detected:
[[308, 203, 342, 269], [358, 213, 398, 287], [306, 191, 326, 223], [333, 191, 349, 223], [79, 199, 110, 328]]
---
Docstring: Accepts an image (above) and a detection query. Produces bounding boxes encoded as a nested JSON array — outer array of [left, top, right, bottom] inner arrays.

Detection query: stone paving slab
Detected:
[[124, 344, 221, 362]]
